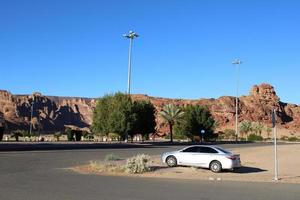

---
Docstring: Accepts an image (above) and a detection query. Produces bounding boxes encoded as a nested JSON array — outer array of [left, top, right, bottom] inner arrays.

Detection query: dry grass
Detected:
[[87, 160, 125, 173]]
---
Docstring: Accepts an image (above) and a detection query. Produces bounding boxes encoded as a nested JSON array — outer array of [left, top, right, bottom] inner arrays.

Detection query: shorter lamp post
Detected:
[[232, 59, 242, 141], [201, 129, 205, 143], [29, 98, 34, 136]]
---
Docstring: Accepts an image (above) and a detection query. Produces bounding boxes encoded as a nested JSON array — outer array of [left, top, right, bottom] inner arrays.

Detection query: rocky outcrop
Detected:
[[0, 83, 299, 135], [0, 90, 96, 132], [132, 83, 300, 134]]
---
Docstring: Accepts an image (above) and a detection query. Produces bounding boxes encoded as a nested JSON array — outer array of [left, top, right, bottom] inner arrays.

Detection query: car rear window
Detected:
[[215, 147, 231, 154]]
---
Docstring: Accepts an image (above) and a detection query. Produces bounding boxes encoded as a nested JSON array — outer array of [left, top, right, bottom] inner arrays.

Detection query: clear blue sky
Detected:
[[1, 0, 300, 103]]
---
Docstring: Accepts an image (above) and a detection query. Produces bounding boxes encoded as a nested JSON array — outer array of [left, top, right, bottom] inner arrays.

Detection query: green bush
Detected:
[[280, 136, 289, 141], [288, 137, 298, 142], [124, 154, 150, 174], [248, 134, 263, 142], [205, 133, 219, 142], [223, 129, 236, 140], [83, 132, 94, 140], [54, 131, 62, 141], [104, 154, 121, 162], [108, 133, 120, 141], [164, 132, 188, 140]]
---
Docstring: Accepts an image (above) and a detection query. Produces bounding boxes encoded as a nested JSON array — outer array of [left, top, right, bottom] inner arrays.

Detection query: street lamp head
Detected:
[[123, 30, 139, 39], [232, 59, 242, 65]]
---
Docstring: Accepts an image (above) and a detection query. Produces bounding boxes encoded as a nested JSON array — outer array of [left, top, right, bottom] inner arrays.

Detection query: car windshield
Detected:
[[215, 147, 232, 154]]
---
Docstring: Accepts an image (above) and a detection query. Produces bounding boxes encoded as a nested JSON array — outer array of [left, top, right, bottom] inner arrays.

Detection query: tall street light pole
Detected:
[[123, 31, 138, 142], [232, 59, 242, 141], [123, 30, 139, 94]]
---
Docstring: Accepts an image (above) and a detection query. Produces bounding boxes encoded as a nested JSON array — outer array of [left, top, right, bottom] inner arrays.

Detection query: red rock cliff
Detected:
[[0, 83, 299, 134]]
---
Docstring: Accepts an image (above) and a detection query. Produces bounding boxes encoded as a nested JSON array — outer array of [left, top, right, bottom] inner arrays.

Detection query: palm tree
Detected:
[[240, 120, 252, 141], [159, 104, 184, 143], [266, 127, 272, 139], [253, 122, 264, 136]]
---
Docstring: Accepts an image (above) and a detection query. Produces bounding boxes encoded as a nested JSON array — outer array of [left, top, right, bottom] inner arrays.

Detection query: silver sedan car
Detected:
[[161, 145, 241, 173]]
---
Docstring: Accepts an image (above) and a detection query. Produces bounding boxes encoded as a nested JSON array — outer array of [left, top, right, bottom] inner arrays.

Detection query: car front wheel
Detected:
[[210, 161, 222, 173], [166, 156, 177, 167]]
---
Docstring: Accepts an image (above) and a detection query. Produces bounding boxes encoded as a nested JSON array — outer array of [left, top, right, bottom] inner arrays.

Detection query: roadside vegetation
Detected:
[[2, 93, 299, 143], [83, 154, 151, 175]]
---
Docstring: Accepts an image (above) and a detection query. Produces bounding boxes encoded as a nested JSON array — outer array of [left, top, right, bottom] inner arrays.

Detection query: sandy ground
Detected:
[[72, 144, 300, 184]]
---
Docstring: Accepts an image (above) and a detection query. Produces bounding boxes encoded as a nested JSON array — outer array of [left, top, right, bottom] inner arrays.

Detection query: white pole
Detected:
[[235, 64, 239, 141], [127, 37, 133, 94], [232, 59, 241, 141], [273, 109, 279, 181]]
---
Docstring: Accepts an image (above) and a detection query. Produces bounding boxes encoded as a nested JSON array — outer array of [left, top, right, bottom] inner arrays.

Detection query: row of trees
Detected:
[[92, 93, 217, 142], [160, 104, 216, 142], [239, 120, 272, 140]]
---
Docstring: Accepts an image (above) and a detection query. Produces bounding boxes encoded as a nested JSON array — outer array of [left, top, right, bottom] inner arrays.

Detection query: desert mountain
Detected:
[[0, 83, 299, 136]]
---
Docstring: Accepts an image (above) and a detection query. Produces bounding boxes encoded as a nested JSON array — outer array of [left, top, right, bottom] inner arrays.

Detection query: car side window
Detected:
[[182, 147, 198, 153], [198, 147, 218, 153]]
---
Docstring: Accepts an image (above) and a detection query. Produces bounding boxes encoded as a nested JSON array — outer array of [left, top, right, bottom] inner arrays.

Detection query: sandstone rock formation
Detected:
[[0, 90, 96, 132], [0, 83, 299, 136], [134, 83, 300, 135]]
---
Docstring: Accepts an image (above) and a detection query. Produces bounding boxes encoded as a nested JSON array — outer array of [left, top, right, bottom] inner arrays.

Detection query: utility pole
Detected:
[[232, 59, 242, 141]]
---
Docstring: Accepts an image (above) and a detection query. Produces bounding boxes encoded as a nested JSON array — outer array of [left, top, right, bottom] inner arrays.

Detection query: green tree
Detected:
[[159, 104, 184, 143], [92, 93, 137, 140], [108, 93, 136, 139], [175, 105, 216, 142], [92, 94, 113, 136], [131, 100, 156, 141], [240, 120, 252, 141]]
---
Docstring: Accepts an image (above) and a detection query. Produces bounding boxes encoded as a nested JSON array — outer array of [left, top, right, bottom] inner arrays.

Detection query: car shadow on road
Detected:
[[230, 166, 267, 174], [149, 166, 169, 171]]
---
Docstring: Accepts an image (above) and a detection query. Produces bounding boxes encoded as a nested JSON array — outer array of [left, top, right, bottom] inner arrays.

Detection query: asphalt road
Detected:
[[0, 144, 299, 200], [0, 141, 279, 151]]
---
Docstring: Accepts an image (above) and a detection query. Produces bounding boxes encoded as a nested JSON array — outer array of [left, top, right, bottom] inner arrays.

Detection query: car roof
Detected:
[[183, 145, 217, 148]]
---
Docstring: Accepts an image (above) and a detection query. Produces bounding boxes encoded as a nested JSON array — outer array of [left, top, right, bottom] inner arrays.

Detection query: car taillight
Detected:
[[226, 156, 237, 160]]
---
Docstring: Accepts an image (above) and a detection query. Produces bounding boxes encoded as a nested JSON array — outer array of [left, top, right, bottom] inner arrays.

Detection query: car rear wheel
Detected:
[[210, 161, 222, 173], [166, 156, 177, 167]]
